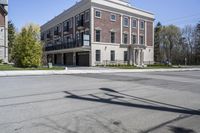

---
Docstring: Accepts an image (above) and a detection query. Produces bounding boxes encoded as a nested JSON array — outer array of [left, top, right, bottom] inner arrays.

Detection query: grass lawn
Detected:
[[0, 64, 65, 71]]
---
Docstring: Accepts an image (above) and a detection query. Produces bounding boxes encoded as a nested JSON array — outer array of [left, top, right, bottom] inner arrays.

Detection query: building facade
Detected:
[[41, 0, 154, 66], [0, 0, 8, 63]]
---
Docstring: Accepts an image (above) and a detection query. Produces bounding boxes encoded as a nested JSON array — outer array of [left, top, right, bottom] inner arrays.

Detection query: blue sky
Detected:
[[9, 0, 200, 30]]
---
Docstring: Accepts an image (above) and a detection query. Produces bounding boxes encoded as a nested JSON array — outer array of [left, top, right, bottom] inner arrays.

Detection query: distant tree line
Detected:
[[154, 22, 200, 65]]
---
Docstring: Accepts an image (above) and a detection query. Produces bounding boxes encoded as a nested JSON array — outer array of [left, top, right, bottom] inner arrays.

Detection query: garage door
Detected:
[[76, 52, 89, 66], [64, 53, 73, 66]]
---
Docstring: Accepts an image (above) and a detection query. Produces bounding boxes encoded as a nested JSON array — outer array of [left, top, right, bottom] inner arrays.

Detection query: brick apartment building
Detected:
[[0, 0, 8, 63], [41, 0, 154, 66]]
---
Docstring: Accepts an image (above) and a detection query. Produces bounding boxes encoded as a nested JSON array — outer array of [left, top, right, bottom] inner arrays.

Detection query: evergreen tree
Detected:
[[8, 21, 16, 62], [154, 22, 162, 62]]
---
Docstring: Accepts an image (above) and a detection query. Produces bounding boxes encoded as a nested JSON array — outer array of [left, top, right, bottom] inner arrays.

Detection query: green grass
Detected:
[[0, 64, 65, 71], [102, 64, 173, 69]]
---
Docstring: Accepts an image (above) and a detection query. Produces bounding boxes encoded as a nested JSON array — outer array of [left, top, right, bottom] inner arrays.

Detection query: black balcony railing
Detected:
[[45, 39, 85, 51], [77, 20, 84, 29], [63, 27, 70, 33]]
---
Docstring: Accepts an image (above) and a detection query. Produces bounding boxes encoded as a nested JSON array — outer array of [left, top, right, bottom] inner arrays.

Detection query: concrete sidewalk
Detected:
[[0, 67, 200, 77]]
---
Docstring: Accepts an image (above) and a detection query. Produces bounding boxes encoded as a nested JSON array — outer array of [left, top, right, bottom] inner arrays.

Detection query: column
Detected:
[[137, 19, 140, 44], [138, 49, 141, 66], [120, 14, 123, 44], [133, 49, 136, 66], [73, 52, 76, 66], [61, 53, 64, 65], [140, 49, 143, 66]]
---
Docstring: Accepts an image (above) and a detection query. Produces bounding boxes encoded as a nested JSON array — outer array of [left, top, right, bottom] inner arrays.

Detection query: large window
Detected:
[[124, 51, 128, 61], [96, 50, 101, 61], [111, 50, 115, 61], [123, 33, 128, 44], [111, 32, 115, 43], [123, 17, 129, 27], [132, 34, 137, 44], [140, 21, 145, 30], [132, 19, 137, 28], [139, 35, 145, 45], [96, 30, 101, 42], [95, 10, 101, 18]]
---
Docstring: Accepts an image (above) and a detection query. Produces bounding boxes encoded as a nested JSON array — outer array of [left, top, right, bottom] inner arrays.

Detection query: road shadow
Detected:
[[64, 88, 200, 115], [168, 126, 196, 133]]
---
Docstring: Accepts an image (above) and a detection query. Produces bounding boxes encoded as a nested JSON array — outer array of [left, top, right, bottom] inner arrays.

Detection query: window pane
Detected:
[[96, 30, 100, 42], [132, 19, 137, 28], [124, 51, 128, 61], [123, 34, 128, 44], [140, 36, 144, 44], [124, 17, 129, 27], [111, 14, 116, 21], [111, 32, 115, 43], [95, 11, 101, 18], [132, 35, 136, 44], [111, 50, 115, 61], [96, 50, 101, 61]]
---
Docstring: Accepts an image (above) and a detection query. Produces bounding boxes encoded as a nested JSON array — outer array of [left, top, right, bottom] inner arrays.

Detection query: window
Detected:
[[96, 50, 101, 61], [76, 15, 79, 26], [132, 19, 137, 28], [111, 32, 115, 43], [124, 51, 128, 61], [95, 10, 101, 18], [139, 35, 145, 45], [140, 21, 145, 29], [132, 34, 137, 44], [96, 30, 101, 42], [110, 14, 116, 21], [111, 50, 115, 61], [69, 18, 72, 28], [123, 17, 129, 27], [123, 33, 128, 44], [85, 11, 90, 22]]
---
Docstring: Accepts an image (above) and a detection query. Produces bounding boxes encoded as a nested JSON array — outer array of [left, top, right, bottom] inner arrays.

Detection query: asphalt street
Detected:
[[0, 71, 200, 133]]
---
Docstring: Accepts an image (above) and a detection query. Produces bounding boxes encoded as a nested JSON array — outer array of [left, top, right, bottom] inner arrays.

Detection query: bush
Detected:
[[0, 59, 3, 64]]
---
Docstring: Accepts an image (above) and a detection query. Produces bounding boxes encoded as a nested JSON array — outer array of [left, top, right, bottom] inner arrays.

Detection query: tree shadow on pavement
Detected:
[[168, 126, 196, 133], [64, 88, 200, 115]]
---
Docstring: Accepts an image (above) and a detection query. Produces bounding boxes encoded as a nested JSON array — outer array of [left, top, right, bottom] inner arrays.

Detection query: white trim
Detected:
[[91, 7, 94, 44], [129, 17, 132, 44], [137, 19, 139, 44], [145, 21, 147, 46], [95, 27, 102, 30], [120, 14, 123, 44]]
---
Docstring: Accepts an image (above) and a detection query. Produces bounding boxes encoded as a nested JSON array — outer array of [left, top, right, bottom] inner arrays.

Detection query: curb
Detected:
[[0, 68, 200, 77]]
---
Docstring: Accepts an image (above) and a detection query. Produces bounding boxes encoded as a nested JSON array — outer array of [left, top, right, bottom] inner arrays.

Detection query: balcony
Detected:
[[63, 27, 70, 34], [54, 31, 61, 38], [77, 20, 84, 30]]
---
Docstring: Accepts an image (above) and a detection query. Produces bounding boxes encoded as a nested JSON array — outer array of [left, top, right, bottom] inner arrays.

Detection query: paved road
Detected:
[[0, 71, 200, 133]]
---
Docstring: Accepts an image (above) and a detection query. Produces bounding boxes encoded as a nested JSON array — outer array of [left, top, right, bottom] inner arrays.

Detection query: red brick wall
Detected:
[[147, 21, 153, 46], [94, 9, 121, 43], [0, 10, 5, 26]]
